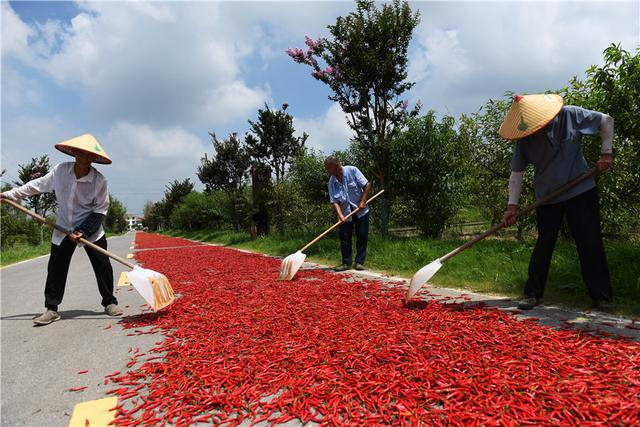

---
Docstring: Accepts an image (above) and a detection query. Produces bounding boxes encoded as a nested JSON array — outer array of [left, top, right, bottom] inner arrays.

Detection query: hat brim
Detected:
[[499, 94, 564, 140], [55, 145, 112, 164]]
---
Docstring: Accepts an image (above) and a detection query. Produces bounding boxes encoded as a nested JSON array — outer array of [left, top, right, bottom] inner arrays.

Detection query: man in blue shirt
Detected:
[[325, 156, 371, 271], [499, 94, 615, 312]]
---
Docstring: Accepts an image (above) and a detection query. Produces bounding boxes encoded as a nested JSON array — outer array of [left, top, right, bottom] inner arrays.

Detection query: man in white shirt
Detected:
[[1, 134, 123, 325]]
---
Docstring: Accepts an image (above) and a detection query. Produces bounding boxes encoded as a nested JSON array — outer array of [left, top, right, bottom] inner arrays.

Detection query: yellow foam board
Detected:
[[68, 396, 117, 427], [117, 271, 130, 287]]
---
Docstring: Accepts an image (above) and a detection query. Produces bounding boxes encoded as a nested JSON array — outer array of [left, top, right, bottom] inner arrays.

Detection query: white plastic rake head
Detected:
[[278, 250, 307, 281], [405, 258, 442, 302], [127, 265, 176, 311]]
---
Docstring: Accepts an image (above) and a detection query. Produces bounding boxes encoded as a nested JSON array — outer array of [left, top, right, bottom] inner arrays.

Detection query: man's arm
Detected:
[[358, 182, 371, 209], [501, 171, 524, 227], [333, 203, 346, 223], [0, 167, 56, 201], [597, 114, 614, 173]]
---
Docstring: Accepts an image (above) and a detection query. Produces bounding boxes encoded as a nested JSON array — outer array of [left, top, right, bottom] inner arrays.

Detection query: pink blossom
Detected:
[[324, 66, 334, 75], [312, 71, 325, 80], [304, 36, 316, 49], [286, 48, 305, 58], [400, 100, 409, 111], [31, 172, 42, 178]]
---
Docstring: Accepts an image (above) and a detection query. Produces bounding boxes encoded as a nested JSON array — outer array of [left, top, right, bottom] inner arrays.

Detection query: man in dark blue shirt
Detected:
[[499, 94, 615, 312]]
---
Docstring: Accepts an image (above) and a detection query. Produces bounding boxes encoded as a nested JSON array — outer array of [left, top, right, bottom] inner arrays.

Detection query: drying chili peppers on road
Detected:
[[109, 232, 639, 426]]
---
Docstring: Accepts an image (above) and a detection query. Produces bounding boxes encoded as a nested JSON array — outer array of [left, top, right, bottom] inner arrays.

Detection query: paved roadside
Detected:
[[1, 233, 160, 427]]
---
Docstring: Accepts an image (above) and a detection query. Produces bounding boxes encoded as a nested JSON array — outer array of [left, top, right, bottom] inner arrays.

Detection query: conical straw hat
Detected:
[[55, 134, 112, 164], [499, 94, 564, 140]]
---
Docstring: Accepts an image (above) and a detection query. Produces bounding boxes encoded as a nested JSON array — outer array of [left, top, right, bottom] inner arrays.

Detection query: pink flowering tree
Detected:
[[287, 0, 420, 233]]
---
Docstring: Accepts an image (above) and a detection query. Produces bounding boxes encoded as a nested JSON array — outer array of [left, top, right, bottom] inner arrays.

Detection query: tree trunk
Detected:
[[380, 194, 390, 235], [251, 163, 271, 236]]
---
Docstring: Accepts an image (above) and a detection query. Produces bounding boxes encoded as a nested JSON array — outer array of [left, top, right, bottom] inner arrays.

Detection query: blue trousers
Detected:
[[338, 212, 369, 265]]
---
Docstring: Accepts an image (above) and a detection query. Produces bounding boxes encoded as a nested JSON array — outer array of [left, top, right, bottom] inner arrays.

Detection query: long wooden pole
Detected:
[[1, 198, 136, 269], [439, 168, 597, 263], [299, 189, 385, 253]]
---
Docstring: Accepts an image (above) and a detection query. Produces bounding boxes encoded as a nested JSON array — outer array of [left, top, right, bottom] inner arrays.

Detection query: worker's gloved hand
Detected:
[[68, 231, 84, 244], [596, 153, 613, 173], [0, 192, 14, 201], [501, 204, 518, 227]]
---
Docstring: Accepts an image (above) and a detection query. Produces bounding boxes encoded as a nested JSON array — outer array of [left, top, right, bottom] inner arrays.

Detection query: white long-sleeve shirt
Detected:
[[4, 162, 109, 245]]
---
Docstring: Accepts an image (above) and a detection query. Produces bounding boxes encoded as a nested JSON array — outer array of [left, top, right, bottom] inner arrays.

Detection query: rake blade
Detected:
[[278, 251, 306, 281], [127, 266, 176, 311], [406, 259, 442, 302]]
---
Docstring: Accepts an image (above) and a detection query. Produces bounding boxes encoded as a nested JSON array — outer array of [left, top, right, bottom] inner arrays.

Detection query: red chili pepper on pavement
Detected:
[[104, 232, 640, 426]]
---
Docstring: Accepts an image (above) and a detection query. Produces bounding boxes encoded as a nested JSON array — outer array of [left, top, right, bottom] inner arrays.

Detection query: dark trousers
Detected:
[[338, 212, 369, 266], [45, 235, 117, 311], [525, 188, 612, 302]]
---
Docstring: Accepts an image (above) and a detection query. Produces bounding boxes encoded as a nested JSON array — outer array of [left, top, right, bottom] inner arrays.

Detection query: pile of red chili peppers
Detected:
[[108, 232, 639, 426]]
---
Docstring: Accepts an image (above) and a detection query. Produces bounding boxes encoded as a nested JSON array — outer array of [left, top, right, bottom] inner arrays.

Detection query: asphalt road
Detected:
[[1, 233, 158, 427], [1, 233, 637, 427]]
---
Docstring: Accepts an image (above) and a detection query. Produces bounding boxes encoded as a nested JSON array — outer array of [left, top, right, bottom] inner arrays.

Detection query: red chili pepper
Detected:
[[104, 232, 640, 426], [67, 386, 87, 392], [77, 370, 89, 374]]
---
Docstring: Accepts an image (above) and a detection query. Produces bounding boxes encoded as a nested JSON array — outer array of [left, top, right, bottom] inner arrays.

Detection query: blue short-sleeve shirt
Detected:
[[328, 165, 369, 221], [510, 105, 602, 204]]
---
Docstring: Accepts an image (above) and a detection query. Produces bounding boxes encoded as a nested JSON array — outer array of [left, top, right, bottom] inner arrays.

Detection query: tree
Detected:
[[287, 0, 421, 233], [245, 103, 308, 184], [390, 113, 466, 238], [169, 192, 225, 231], [245, 103, 307, 235], [14, 155, 57, 217], [160, 179, 194, 227], [457, 94, 537, 238], [198, 132, 251, 231], [14, 155, 57, 244], [288, 148, 329, 205], [561, 44, 640, 235], [105, 194, 127, 234], [142, 201, 163, 231]]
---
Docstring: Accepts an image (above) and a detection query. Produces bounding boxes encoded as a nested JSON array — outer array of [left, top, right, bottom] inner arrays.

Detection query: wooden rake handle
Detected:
[[299, 189, 385, 253], [439, 168, 597, 263], [1, 197, 135, 269]]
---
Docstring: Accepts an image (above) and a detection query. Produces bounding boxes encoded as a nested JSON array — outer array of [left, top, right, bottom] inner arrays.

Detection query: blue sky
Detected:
[[2, 1, 638, 214]]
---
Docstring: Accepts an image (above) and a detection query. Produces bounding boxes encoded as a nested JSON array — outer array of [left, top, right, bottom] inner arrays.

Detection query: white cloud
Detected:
[[408, 1, 639, 117], [102, 122, 207, 213], [0, 115, 206, 215], [7, 1, 271, 128], [1, 2, 35, 62], [1, 67, 42, 109], [295, 103, 353, 155]]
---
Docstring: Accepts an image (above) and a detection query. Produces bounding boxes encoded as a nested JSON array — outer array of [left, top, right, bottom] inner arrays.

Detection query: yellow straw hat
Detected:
[[55, 134, 112, 165], [499, 94, 564, 140]]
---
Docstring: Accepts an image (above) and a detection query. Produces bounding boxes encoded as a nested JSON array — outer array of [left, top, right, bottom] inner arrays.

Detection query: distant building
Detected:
[[126, 213, 144, 231]]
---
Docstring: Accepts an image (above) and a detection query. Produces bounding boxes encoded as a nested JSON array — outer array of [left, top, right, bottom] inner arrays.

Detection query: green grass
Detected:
[[165, 229, 640, 317], [0, 242, 51, 267], [0, 231, 128, 267]]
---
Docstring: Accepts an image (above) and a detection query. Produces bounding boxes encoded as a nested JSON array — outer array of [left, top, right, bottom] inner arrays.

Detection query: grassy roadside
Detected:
[[165, 229, 640, 316], [0, 231, 129, 267]]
